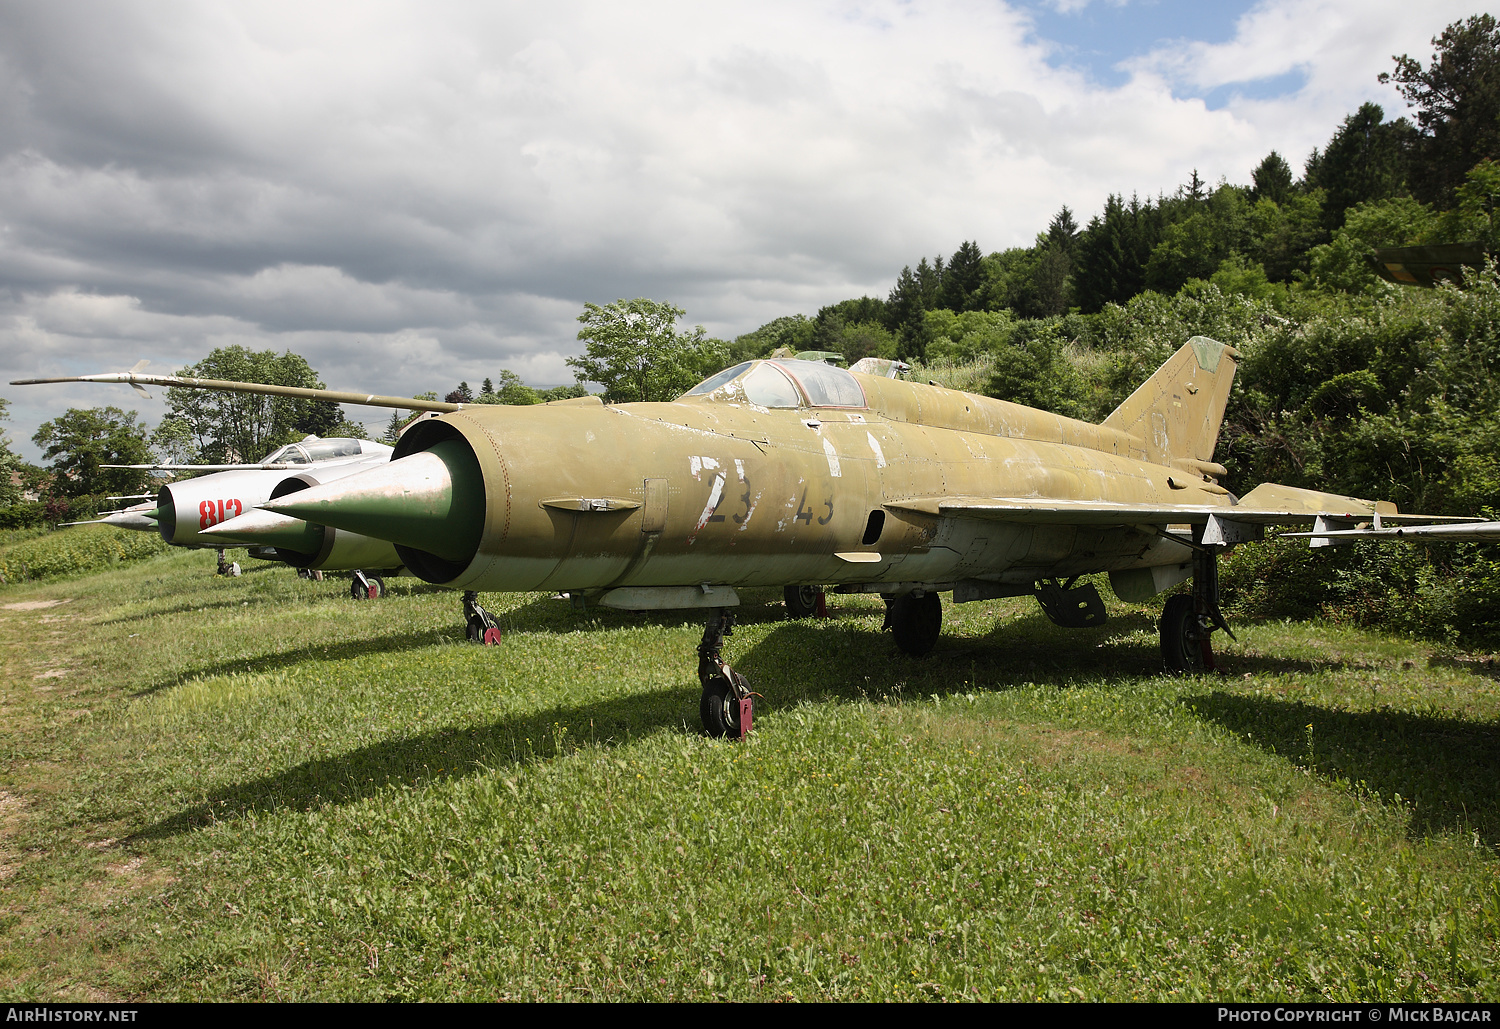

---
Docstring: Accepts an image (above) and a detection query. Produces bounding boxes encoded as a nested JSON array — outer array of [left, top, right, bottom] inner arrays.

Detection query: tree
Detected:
[[1250, 151, 1295, 206], [1185, 169, 1207, 203], [1145, 185, 1251, 294], [915, 256, 943, 310], [566, 299, 727, 404], [1045, 207, 1079, 253], [472, 370, 541, 406], [1306, 102, 1414, 229], [382, 410, 404, 444], [939, 241, 985, 312], [1428, 159, 1500, 248], [0, 399, 21, 508], [885, 267, 928, 360], [1073, 193, 1165, 311], [165, 347, 365, 463], [729, 315, 817, 364], [150, 415, 197, 465], [1381, 14, 1500, 205], [1302, 196, 1437, 293], [31, 407, 153, 499], [1247, 190, 1327, 281]]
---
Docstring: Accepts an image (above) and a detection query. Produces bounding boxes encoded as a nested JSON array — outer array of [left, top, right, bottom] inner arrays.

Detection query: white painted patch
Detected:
[[689, 455, 720, 480], [822, 437, 842, 477], [866, 432, 886, 468], [739, 491, 759, 530], [689, 472, 726, 542], [734, 458, 745, 481]]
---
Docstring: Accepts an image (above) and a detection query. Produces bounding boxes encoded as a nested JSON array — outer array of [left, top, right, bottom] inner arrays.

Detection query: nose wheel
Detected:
[[215, 549, 241, 577], [463, 590, 503, 645], [698, 610, 752, 738], [350, 570, 385, 600]]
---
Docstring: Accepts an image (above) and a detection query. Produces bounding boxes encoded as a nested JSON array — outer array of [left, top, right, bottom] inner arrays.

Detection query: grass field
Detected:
[[0, 544, 1496, 1001]]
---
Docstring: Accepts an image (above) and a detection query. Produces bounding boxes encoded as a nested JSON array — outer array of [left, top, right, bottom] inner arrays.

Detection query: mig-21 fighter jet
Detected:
[[17, 336, 1476, 737]]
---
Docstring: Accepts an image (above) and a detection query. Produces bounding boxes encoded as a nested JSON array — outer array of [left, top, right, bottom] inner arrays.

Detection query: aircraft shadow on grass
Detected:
[[1186, 691, 1500, 849], [133, 607, 1495, 845], [129, 628, 461, 698], [1425, 654, 1500, 683], [130, 610, 1171, 838], [103, 596, 284, 627], [495, 595, 1335, 678]]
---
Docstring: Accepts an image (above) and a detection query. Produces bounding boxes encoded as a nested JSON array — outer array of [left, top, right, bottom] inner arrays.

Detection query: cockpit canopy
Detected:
[[260, 437, 381, 464], [680, 360, 866, 409]]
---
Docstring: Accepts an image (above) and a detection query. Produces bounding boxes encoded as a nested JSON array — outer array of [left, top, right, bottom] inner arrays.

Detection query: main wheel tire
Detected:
[[700, 672, 748, 739], [890, 592, 942, 657], [784, 584, 821, 619], [1160, 594, 1209, 674], [368, 576, 385, 599]]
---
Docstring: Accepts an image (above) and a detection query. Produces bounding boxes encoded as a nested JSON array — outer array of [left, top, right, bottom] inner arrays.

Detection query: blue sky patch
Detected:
[[1200, 66, 1310, 109], [1021, 0, 1262, 90]]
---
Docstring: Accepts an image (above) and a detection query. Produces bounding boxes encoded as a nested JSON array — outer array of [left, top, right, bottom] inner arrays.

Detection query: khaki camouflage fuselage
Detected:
[[398, 359, 1233, 595]]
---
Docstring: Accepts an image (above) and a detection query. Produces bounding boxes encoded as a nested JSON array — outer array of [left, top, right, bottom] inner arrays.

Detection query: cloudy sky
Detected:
[[0, 0, 1480, 460]]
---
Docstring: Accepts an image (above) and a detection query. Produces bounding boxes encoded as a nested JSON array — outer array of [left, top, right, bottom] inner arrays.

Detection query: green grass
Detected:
[[0, 551, 1496, 1000]]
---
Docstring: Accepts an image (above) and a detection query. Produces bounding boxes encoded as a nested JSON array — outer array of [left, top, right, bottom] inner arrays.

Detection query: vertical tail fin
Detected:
[[1101, 336, 1240, 474]]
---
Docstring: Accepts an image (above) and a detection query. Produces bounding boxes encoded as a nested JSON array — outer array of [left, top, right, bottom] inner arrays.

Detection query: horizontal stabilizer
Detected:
[[1285, 521, 1500, 543]]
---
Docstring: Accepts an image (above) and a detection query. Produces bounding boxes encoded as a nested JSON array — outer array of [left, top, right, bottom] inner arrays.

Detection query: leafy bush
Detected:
[[1221, 535, 1500, 648], [0, 502, 47, 530], [0, 526, 169, 586]]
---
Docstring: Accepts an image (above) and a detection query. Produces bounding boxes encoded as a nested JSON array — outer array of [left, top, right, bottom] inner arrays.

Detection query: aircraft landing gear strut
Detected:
[[464, 590, 502, 645], [698, 609, 752, 739], [1161, 546, 1235, 674], [215, 548, 240, 577], [350, 570, 385, 600]]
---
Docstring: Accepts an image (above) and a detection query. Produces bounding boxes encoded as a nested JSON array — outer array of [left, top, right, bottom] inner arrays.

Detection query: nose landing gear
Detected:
[[463, 590, 503, 645], [350, 570, 385, 600], [698, 609, 752, 739]]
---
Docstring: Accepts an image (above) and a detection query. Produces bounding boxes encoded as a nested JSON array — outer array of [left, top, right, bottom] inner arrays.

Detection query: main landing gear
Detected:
[[1161, 545, 1235, 674], [783, 584, 826, 619], [698, 609, 752, 739], [215, 549, 241, 577], [464, 590, 502, 645], [884, 590, 942, 657]]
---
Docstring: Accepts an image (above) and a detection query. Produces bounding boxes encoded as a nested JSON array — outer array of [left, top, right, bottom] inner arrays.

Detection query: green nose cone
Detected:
[[200, 509, 325, 554], [262, 439, 484, 564]]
